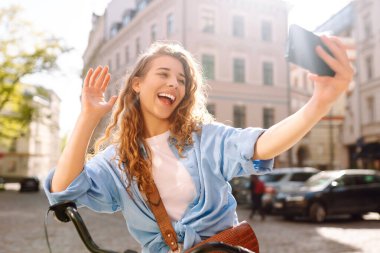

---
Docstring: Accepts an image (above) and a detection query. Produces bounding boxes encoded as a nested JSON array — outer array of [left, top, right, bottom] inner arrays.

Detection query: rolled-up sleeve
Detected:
[[202, 123, 274, 181], [44, 146, 122, 213]]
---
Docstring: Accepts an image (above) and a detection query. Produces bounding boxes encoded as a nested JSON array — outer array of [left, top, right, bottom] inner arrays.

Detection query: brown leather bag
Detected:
[[146, 184, 259, 253], [185, 221, 259, 253]]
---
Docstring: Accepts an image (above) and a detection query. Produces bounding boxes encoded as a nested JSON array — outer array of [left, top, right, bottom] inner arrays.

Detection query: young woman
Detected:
[[44, 39, 353, 252]]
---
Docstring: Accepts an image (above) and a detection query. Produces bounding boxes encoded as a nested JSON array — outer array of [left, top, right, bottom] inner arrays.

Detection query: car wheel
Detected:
[[309, 202, 326, 223]]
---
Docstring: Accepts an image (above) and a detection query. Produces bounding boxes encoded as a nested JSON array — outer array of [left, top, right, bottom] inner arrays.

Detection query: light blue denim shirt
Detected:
[[44, 123, 274, 253]]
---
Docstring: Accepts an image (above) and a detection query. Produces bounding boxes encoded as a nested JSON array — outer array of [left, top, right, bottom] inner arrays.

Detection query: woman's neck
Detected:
[[143, 118, 170, 138]]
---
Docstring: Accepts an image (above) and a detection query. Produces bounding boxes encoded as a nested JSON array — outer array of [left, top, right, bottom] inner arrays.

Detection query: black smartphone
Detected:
[[285, 24, 335, 77]]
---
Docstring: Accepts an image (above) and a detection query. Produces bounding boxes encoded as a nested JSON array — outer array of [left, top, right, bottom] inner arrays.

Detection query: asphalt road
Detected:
[[1, 190, 379, 253]]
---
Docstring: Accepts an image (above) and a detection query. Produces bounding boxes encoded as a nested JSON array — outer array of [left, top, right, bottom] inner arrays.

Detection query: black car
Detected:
[[259, 167, 320, 212], [273, 169, 380, 222], [19, 177, 40, 192]]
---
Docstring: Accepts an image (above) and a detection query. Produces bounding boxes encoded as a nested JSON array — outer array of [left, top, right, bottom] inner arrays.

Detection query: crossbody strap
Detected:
[[146, 183, 179, 251]]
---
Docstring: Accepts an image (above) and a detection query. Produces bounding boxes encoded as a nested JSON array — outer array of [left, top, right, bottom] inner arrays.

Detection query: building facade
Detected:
[[353, 0, 380, 169], [83, 0, 290, 166], [288, 2, 355, 170], [289, 0, 380, 171], [0, 86, 61, 183]]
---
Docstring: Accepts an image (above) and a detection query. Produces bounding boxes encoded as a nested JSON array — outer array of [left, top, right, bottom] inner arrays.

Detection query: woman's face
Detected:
[[133, 55, 186, 129]]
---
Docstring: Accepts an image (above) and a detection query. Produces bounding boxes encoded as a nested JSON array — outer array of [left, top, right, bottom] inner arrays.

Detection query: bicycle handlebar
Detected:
[[48, 201, 254, 253]]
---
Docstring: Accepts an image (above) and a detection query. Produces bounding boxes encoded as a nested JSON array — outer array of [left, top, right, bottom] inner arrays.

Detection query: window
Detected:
[[110, 23, 121, 38], [263, 108, 274, 128], [202, 54, 215, 80], [206, 103, 216, 117], [260, 174, 286, 183], [233, 58, 245, 83], [122, 10, 135, 26], [125, 46, 130, 64], [167, 13, 174, 36], [136, 37, 140, 58], [367, 96, 375, 123], [293, 77, 298, 88], [201, 9, 215, 33], [261, 21, 272, 42], [356, 175, 380, 185], [137, 0, 148, 11], [151, 24, 157, 43], [363, 16, 372, 39], [366, 55, 373, 80], [108, 59, 112, 72], [116, 53, 120, 70], [263, 62, 273, 85], [337, 175, 356, 187], [233, 105, 246, 128], [232, 15, 244, 37], [289, 173, 315, 182]]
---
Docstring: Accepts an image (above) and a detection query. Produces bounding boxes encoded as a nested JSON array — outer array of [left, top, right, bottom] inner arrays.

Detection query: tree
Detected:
[[0, 5, 68, 149]]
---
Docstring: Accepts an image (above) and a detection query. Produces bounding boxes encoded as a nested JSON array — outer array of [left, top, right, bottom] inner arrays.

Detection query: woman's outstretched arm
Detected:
[[253, 36, 354, 160], [51, 66, 117, 192]]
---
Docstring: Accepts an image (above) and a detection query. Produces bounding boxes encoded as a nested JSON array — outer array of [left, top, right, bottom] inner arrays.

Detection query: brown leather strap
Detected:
[[146, 183, 179, 251]]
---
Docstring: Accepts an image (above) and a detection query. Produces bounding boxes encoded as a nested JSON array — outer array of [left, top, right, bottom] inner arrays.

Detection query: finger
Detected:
[[89, 66, 103, 87], [309, 73, 330, 83], [329, 36, 356, 62], [321, 36, 350, 67], [95, 66, 109, 88], [107, 95, 118, 108], [330, 36, 355, 50], [84, 68, 93, 87], [101, 73, 111, 92], [316, 45, 345, 75]]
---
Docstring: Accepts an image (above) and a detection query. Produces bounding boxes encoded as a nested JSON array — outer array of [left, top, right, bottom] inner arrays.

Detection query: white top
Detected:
[[146, 131, 196, 221]]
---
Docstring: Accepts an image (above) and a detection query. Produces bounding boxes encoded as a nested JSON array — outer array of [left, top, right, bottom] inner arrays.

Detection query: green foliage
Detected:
[[0, 5, 69, 149]]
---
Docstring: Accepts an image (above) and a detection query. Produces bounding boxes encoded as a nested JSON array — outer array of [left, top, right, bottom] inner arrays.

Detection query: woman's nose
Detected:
[[167, 78, 179, 88]]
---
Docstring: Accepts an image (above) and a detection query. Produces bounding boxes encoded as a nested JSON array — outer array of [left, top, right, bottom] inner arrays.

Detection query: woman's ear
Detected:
[[132, 77, 140, 93]]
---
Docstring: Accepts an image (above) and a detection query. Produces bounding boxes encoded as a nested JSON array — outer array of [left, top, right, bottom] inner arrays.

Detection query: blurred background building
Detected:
[[352, 0, 380, 170], [289, 2, 355, 170], [83, 0, 291, 167], [0, 86, 61, 182], [1, 0, 379, 182], [83, 0, 380, 170]]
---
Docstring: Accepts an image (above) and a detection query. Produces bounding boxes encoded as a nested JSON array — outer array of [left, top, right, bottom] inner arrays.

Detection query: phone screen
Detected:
[[285, 24, 335, 77]]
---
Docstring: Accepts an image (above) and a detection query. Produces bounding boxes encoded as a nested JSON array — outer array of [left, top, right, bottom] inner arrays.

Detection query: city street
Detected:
[[1, 190, 379, 253]]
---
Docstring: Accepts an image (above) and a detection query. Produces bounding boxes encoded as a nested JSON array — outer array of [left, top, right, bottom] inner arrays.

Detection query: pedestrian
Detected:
[[44, 39, 353, 253], [249, 175, 266, 221]]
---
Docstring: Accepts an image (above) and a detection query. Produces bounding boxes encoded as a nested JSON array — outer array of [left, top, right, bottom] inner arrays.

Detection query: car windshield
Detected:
[[289, 172, 316, 182], [305, 174, 334, 188], [260, 174, 286, 182]]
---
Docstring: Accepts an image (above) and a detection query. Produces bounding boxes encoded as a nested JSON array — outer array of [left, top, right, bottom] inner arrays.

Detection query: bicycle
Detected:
[[45, 201, 256, 253]]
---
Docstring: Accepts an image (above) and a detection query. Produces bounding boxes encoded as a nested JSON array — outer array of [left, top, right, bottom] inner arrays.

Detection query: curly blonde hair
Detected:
[[94, 42, 213, 196]]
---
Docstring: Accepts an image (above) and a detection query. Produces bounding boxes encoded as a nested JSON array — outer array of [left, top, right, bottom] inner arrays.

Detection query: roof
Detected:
[[271, 167, 320, 173]]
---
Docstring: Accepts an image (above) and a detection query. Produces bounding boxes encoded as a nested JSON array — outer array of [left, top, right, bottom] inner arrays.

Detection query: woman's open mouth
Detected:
[[158, 92, 176, 105]]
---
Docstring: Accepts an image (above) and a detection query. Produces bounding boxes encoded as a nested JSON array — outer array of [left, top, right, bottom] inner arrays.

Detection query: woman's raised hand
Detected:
[[81, 66, 118, 121], [309, 36, 354, 107]]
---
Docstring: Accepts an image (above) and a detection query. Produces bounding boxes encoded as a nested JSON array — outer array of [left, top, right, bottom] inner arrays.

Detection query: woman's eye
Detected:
[[158, 72, 168, 77], [178, 79, 186, 85]]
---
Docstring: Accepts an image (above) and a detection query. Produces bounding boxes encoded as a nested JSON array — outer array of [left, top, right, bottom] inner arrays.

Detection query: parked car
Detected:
[[1, 176, 40, 192], [230, 176, 251, 205], [259, 167, 320, 212], [0, 177, 5, 191], [272, 169, 380, 222], [19, 177, 40, 192], [229, 167, 319, 207]]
